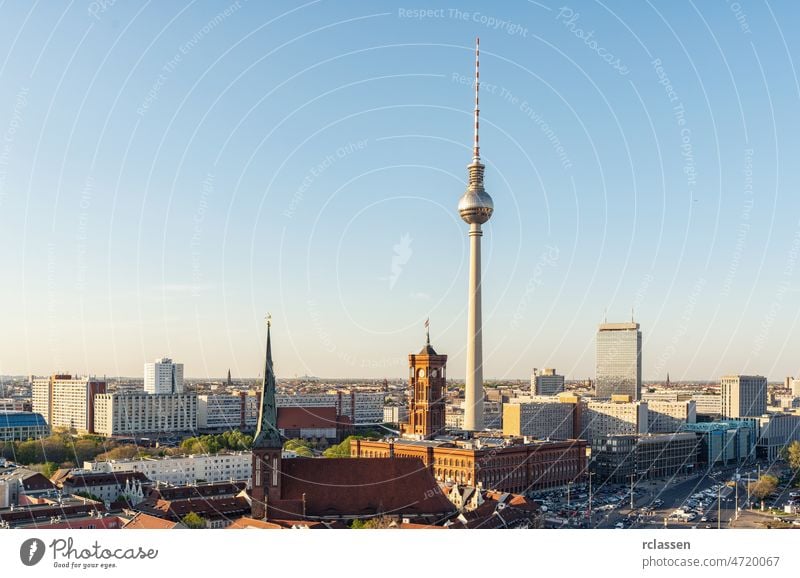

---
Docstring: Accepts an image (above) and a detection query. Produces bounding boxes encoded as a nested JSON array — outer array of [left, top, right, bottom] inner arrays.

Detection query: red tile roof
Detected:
[[123, 512, 182, 529], [277, 406, 338, 429], [274, 457, 456, 521]]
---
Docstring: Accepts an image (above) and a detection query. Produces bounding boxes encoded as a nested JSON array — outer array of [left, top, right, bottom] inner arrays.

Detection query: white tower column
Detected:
[[464, 222, 484, 431]]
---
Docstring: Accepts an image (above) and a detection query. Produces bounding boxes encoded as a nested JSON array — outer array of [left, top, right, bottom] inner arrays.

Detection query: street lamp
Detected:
[[588, 472, 596, 520], [629, 473, 636, 511], [567, 481, 573, 507], [717, 485, 722, 530]]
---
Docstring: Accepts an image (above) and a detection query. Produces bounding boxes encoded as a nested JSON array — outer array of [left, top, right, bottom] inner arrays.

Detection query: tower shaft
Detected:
[[464, 222, 484, 431]]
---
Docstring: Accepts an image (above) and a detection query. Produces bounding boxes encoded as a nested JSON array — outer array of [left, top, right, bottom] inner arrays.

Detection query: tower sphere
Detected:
[[458, 164, 494, 224]]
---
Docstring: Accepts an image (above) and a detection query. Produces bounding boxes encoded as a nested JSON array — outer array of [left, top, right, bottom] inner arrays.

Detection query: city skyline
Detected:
[[2, 2, 800, 381]]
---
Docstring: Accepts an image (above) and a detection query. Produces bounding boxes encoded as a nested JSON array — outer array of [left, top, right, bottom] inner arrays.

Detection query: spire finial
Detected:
[[424, 317, 430, 345], [473, 36, 480, 162], [266, 313, 271, 328]]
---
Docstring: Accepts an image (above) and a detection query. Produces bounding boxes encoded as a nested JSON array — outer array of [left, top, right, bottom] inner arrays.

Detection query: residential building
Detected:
[[85, 452, 254, 486], [531, 368, 565, 396], [596, 322, 642, 400], [57, 471, 150, 505], [0, 468, 55, 508], [31, 374, 106, 433], [721, 375, 767, 418], [144, 357, 184, 395], [0, 398, 31, 412], [647, 400, 696, 433], [93, 393, 197, 436], [0, 412, 49, 441]]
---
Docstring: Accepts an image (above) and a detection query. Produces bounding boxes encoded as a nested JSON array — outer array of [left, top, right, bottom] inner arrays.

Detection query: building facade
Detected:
[[591, 432, 699, 484], [679, 421, 754, 466], [84, 452, 253, 486], [721, 375, 767, 418], [647, 400, 696, 433], [595, 322, 642, 400], [401, 336, 447, 439], [31, 374, 106, 433], [275, 391, 385, 425], [0, 412, 49, 441], [581, 397, 648, 442], [503, 400, 574, 440], [754, 413, 800, 461], [352, 437, 587, 494], [93, 393, 197, 436], [144, 358, 184, 395], [531, 368, 565, 396]]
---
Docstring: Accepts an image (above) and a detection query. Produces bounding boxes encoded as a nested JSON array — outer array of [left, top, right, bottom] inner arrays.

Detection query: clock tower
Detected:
[[401, 325, 447, 439]]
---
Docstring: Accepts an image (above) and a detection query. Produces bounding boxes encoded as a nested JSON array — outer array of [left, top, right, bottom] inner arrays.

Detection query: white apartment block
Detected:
[[84, 452, 253, 486], [581, 399, 648, 442], [144, 357, 184, 395], [647, 400, 697, 433], [721, 375, 767, 419], [198, 394, 245, 429], [93, 393, 197, 436], [31, 374, 105, 433]]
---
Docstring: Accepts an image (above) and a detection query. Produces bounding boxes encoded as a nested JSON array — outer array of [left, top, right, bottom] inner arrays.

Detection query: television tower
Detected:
[[458, 38, 494, 431]]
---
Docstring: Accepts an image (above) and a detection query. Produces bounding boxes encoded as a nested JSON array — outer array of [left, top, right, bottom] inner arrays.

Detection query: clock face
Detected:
[[418, 368, 426, 378], [431, 369, 438, 378]]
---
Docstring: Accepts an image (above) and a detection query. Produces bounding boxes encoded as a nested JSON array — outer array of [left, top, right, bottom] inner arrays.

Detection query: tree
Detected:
[[749, 474, 779, 510], [181, 512, 206, 529], [785, 440, 800, 475], [323, 436, 356, 458], [41, 462, 59, 479]]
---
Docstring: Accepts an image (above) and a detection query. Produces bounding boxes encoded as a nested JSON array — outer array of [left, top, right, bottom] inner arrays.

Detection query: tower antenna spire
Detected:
[[473, 36, 480, 162]]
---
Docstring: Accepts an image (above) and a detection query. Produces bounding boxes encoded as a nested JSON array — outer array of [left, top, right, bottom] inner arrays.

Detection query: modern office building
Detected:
[[591, 432, 699, 484], [596, 322, 642, 400], [383, 405, 409, 425], [144, 357, 184, 395], [679, 421, 754, 466], [93, 393, 197, 436], [31, 374, 106, 433], [0, 412, 49, 441], [647, 400, 696, 433], [581, 396, 648, 442], [721, 375, 767, 418], [531, 368, 565, 396], [754, 413, 800, 461]]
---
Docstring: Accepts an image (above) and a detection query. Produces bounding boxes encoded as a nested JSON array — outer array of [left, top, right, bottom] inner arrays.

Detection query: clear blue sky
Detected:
[[1, 1, 799, 381]]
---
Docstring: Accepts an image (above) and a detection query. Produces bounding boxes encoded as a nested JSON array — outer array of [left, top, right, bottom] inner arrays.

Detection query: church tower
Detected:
[[251, 316, 283, 520], [402, 323, 447, 439]]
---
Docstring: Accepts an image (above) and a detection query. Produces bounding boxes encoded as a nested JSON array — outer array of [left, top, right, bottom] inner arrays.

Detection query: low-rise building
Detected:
[[84, 451, 254, 486], [0, 411, 49, 441]]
